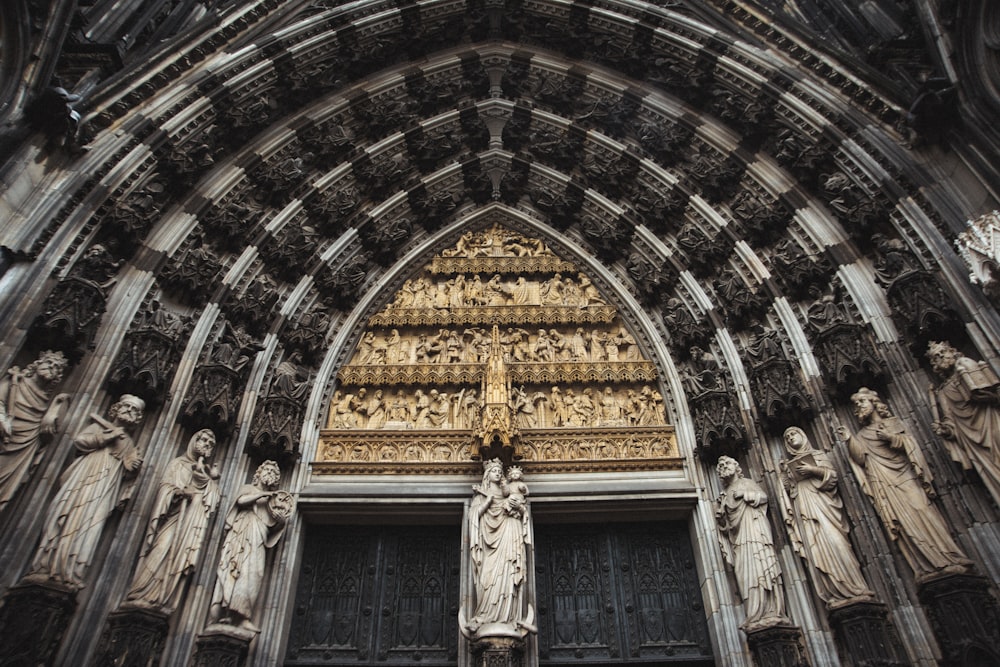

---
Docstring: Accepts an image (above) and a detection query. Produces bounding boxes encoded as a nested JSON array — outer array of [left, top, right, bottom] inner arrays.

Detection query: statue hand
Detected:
[[834, 425, 849, 442], [0, 414, 11, 439], [126, 456, 142, 472], [931, 420, 955, 439]]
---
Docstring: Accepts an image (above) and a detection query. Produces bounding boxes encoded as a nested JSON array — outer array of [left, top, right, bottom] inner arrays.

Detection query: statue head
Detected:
[[507, 465, 523, 481], [849, 387, 891, 422], [782, 427, 810, 456], [29, 350, 69, 384], [189, 429, 217, 460], [110, 394, 146, 426], [926, 340, 959, 375], [716, 455, 741, 482], [253, 460, 281, 489], [482, 458, 503, 483]]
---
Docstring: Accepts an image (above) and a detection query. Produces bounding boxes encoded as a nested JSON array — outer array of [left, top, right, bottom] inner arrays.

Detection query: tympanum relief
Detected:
[[316, 223, 678, 474]]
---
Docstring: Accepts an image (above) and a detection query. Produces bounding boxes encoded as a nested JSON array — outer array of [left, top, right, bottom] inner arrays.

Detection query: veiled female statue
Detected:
[[779, 427, 874, 607], [209, 460, 294, 632], [715, 456, 790, 631], [462, 459, 535, 639], [125, 429, 220, 613]]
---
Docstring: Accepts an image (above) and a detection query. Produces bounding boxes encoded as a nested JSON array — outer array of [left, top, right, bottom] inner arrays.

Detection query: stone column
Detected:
[[827, 601, 906, 667], [0, 581, 77, 666], [918, 573, 1000, 666]]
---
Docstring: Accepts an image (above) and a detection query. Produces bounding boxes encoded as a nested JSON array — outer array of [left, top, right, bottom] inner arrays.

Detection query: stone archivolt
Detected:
[[317, 225, 678, 473]]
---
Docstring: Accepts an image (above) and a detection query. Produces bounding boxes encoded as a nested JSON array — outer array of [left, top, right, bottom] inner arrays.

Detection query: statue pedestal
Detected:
[[0, 580, 77, 666], [744, 623, 808, 667], [470, 635, 525, 667], [827, 600, 906, 667], [918, 572, 1000, 666], [191, 624, 256, 667], [93, 606, 170, 667]]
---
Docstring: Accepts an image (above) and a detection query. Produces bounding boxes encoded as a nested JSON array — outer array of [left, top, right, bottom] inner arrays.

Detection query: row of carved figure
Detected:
[[328, 384, 666, 430], [718, 380, 986, 632], [388, 272, 606, 310], [352, 325, 640, 366], [440, 227, 556, 258], [0, 371, 294, 631]]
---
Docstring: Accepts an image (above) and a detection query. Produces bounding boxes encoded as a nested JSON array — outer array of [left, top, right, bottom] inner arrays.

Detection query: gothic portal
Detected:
[[1, 1, 1000, 666]]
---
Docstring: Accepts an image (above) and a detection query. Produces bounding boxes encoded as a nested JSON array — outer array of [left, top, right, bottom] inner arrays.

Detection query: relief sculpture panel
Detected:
[[315, 221, 678, 474]]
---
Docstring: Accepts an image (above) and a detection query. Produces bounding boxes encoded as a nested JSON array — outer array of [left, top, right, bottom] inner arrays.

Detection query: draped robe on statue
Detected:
[[782, 448, 872, 605], [469, 482, 529, 627], [213, 484, 287, 621], [31, 421, 141, 587], [846, 420, 970, 580], [934, 358, 1000, 505], [0, 369, 63, 509], [126, 442, 220, 612], [716, 476, 786, 630]]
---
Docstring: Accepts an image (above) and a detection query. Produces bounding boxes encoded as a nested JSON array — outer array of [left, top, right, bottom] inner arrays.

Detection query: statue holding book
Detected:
[[927, 341, 1000, 506]]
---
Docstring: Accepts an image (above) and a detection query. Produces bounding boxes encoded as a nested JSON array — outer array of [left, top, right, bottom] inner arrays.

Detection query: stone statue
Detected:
[[462, 459, 535, 639], [0, 351, 71, 512], [837, 388, 972, 582], [779, 427, 874, 608], [927, 341, 1000, 506], [125, 429, 221, 613], [715, 455, 789, 631], [28, 394, 146, 589], [209, 460, 295, 632]]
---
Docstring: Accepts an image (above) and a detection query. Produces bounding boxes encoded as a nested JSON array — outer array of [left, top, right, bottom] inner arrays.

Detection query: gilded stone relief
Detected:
[[316, 224, 678, 474]]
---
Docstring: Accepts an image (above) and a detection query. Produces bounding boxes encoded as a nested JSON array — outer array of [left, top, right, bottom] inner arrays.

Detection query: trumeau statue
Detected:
[[715, 455, 790, 632], [0, 351, 71, 512], [779, 427, 875, 608], [124, 429, 221, 614], [209, 460, 294, 633], [28, 394, 146, 589], [461, 459, 536, 640], [927, 341, 1000, 506], [837, 388, 973, 582]]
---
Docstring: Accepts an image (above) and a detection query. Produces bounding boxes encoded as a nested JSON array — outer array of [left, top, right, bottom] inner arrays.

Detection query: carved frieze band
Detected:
[[336, 360, 658, 386], [368, 305, 618, 327], [429, 256, 578, 275], [315, 426, 680, 474]]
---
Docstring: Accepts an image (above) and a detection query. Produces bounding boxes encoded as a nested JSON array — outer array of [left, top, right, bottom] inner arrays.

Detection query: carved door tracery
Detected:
[[286, 525, 461, 666], [535, 522, 712, 665]]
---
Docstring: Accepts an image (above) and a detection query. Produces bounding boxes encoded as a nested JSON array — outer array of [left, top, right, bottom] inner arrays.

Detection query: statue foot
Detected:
[[238, 618, 261, 633]]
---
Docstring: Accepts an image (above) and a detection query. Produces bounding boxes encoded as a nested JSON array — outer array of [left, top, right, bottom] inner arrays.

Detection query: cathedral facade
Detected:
[[1, 1, 999, 665]]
